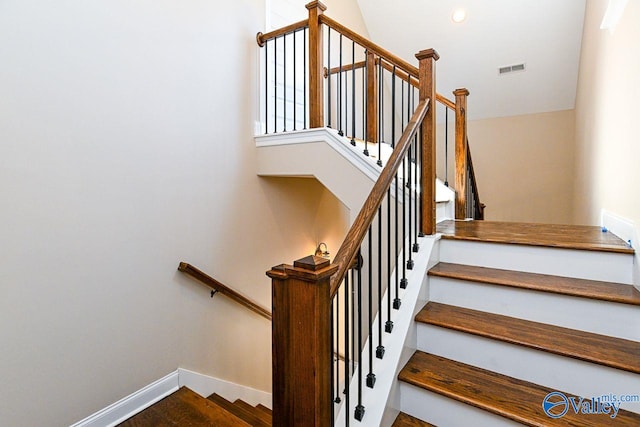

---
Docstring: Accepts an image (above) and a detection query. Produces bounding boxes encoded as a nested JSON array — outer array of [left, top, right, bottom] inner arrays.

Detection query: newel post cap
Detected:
[[266, 255, 338, 282], [453, 88, 470, 97], [415, 48, 440, 61], [306, 1, 327, 12]]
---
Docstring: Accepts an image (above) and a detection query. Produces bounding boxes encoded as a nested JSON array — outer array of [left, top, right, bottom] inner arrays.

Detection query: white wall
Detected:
[[574, 0, 640, 229], [0, 0, 363, 425]]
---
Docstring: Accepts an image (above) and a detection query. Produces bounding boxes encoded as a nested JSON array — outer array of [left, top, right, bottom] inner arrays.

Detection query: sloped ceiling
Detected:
[[355, 0, 587, 120]]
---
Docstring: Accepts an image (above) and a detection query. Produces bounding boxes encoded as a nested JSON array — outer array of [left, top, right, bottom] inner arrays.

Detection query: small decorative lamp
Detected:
[[315, 242, 330, 259]]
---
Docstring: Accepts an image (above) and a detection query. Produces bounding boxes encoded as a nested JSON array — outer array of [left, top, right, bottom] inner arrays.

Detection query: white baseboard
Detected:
[[601, 209, 639, 290], [70, 371, 179, 427], [70, 370, 272, 426], [178, 368, 272, 408]]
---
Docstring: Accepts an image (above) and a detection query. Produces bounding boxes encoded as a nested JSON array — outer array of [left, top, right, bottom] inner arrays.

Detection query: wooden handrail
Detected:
[[329, 99, 430, 297], [178, 262, 272, 321], [319, 15, 418, 80], [436, 94, 456, 110], [324, 56, 455, 111], [256, 19, 309, 47]]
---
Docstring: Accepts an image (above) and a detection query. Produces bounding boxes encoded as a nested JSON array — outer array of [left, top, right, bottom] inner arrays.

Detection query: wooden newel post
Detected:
[[416, 48, 439, 235], [454, 88, 470, 219], [306, 1, 326, 128], [266, 255, 338, 426]]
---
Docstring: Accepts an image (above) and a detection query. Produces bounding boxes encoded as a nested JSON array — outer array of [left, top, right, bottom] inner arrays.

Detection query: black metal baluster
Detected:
[[385, 187, 393, 333], [376, 207, 384, 359], [361, 65, 365, 143], [344, 272, 350, 426], [363, 49, 368, 155], [419, 124, 424, 237], [283, 35, 287, 132], [445, 107, 449, 186], [327, 27, 331, 129], [274, 36, 278, 133], [293, 31, 297, 131], [355, 249, 365, 421], [377, 60, 383, 166], [330, 298, 335, 420], [352, 41, 356, 147], [351, 268, 355, 375], [392, 68, 401, 310], [366, 227, 375, 389], [407, 138, 414, 270], [338, 34, 343, 136], [401, 155, 408, 289], [335, 291, 341, 403], [413, 131, 420, 251], [265, 39, 269, 134], [303, 28, 307, 129]]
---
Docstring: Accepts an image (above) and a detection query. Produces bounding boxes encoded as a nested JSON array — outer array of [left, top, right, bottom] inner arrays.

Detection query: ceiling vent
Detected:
[[498, 63, 526, 75]]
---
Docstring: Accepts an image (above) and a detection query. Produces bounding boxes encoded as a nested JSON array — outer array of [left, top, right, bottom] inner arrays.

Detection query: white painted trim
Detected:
[[601, 209, 639, 291], [70, 371, 179, 427], [178, 368, 272, 409], [70, 369, 273, 426], [256, 128, 383, 183]]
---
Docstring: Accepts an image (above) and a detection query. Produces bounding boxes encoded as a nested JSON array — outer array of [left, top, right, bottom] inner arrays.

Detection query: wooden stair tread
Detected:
[[436, 220, 634, 254], [233, 399, 272, 425], [255, 404, 272, 417], [399, 351, 640, 426], [207, 393, 271, 427], [416, 302, 640, 374], [392, 411, 437, 426], [428, 262, 640, 306], [118, 387, 250, 426]]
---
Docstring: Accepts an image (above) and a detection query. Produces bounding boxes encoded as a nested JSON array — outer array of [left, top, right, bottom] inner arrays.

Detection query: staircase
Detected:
[[117, 387, 272, 426], [394, 220, 640, 426]]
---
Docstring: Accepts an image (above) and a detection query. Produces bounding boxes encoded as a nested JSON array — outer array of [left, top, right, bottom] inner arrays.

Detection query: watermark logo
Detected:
[[542, 392, 569, 419], [542, 392, 633, 419]]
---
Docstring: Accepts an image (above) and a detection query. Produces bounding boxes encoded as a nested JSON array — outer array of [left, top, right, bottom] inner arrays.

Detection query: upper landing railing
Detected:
[[258, 2, 483, 426]]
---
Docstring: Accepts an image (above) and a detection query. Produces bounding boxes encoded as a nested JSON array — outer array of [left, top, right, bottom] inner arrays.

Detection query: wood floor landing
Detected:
[[428, 262, 640, 306], [437, 220, 634, 254], [399, 351, 640, 426]]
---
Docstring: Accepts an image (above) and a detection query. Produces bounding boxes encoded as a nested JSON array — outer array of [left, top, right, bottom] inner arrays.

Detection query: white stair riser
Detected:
[[439, 240, 634, 284], [429, 277, 640, 341], [400, 383, 521, 427], [417, 324, 640, 414]]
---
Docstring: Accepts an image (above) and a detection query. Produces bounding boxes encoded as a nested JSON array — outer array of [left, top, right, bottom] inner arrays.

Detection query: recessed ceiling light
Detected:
[[452, 8, 467, 23]]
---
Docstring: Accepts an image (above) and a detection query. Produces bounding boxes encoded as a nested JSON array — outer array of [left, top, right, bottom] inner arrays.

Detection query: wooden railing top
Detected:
[[319, 15, 418, 79], [329, 99, 430, 296], [178, 262, 272, 320], [256, 19, 309, 47]]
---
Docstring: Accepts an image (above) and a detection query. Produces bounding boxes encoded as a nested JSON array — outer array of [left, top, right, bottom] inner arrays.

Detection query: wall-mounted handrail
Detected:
[[256, 19, 309, 47], [329, 99, 429, 297], [178, 262, 272, 321]]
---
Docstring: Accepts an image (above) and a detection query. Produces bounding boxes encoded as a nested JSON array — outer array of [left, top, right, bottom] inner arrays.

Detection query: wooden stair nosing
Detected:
[[233, 399, 272, 425], [207, 393, 271, 427], [118, 387, 250, 427], [392, 411, 437, 426], [428, 262, 640, 306], [416, 302, 640, 374], [399, 351, 640, 426]]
